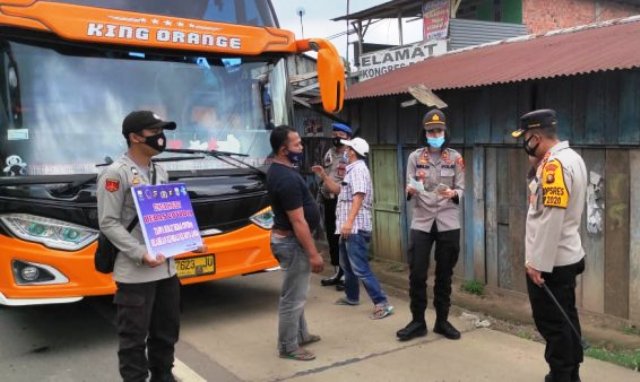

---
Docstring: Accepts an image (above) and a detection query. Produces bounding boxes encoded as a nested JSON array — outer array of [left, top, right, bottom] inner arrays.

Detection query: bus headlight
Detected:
[[0, 213, 98, 251], [249, 207, 274, 230]]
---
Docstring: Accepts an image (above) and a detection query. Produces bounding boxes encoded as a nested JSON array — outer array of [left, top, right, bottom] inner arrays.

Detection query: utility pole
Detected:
[[296, 7, 306, 38], [346, 0, 350, 67]]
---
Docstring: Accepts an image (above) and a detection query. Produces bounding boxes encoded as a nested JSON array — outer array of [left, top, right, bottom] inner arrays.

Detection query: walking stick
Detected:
[[541, 283, 590, 350]]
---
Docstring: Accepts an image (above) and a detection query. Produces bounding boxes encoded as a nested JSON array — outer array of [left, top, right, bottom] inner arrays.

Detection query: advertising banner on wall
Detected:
[[423, 0, 450, 41]]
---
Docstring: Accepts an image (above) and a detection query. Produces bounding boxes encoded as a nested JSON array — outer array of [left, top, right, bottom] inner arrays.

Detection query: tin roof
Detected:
[[346, 15, 640, 100], [332, 0, 422, 21]]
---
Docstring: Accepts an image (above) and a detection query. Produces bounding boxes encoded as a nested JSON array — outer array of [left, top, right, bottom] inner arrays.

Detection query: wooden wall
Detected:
[[342, 69, 640, 322]]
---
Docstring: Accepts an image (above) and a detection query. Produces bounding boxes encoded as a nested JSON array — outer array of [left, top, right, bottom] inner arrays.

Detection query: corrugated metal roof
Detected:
[[346, 16, 640, 100], [332, 0, 421, 21], [448, 19, 528, 51]]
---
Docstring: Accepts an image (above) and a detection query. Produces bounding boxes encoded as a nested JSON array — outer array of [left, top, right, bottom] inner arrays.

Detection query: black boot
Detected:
[[544, 370, 573, 382], [321, 267, 343, 286], [150, 368, 177, 382], [433, 319, 461, 340], [396, 320, 427, 341]]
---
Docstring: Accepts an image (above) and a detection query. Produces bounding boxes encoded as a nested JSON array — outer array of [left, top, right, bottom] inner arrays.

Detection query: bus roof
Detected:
[[0, 0, 297, 55]]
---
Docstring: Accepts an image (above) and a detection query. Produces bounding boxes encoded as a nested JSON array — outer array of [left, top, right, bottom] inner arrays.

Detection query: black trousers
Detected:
[[323, 197, 340, 267], [527, 259, 585, 381], [408, 224, 460, 323], [114, 275, 181, 382]]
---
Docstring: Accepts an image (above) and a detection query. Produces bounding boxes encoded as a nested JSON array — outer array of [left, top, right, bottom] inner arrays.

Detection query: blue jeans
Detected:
[[270, 234, 313, 353], [339, 230, 388, 305]]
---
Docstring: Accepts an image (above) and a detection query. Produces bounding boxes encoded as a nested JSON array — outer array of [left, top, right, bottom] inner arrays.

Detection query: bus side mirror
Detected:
[[296, 39, 345, 113]]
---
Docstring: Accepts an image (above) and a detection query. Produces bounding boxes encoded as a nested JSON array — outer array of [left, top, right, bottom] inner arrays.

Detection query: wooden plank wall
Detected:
[[580, 150, 605, 314], [629, 150, 640, 322], [485, 148, 498, 288], [345, 69, 640, 321], [472, 147, 486, 282], [604, 150, 630, 319], [496, 149, 512, 290], [463, 147, 475, 280]]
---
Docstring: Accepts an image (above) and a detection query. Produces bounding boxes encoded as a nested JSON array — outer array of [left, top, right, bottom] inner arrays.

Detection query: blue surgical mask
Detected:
[[286, 150, 304, 165], [342, 151, 349, 162], [426, 136, 445, 148]]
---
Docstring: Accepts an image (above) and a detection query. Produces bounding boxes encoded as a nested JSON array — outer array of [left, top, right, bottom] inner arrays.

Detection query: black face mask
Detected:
[[332, 137, 344, 147], [523, 135, 539, 157], [143, 132, 167, 153]]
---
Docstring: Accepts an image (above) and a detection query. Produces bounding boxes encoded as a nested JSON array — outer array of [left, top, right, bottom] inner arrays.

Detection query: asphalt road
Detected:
[[1, 271, 637, 382]]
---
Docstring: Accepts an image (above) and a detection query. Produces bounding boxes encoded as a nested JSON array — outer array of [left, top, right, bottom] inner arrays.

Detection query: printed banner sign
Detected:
[[132, 183, 202, 258], [423, 0, 450, 41]]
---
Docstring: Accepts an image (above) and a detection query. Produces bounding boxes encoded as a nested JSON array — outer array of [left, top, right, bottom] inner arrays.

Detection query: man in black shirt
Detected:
[[267, 125, 324, 361]]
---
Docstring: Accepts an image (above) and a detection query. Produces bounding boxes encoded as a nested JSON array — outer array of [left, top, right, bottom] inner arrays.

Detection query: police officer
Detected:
[[98, 110, 203, 382], [318, 123, 352, 290], [512, 109, 587, 382], [396, 108, 465, 341]]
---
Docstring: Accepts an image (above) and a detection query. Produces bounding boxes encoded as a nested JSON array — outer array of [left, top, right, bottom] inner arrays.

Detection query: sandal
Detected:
[[279, 347, 316, 361], [299, 334, 321, 346], [335, 297, 360, 306], [370, 304, 394, 320]]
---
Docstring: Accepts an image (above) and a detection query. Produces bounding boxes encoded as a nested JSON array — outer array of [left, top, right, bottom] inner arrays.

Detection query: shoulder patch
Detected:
[[105, 178, 120, 192], [455, 156, 465, 171], [542, 159, 569, 208]]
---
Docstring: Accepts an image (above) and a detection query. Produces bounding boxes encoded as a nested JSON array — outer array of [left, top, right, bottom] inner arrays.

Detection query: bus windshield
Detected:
[[0, 39, 289, 177], [49, 0, 277, 27]]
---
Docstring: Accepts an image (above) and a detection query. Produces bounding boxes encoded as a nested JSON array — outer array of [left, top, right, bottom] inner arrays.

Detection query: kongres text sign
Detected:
[[359, 40, 447, 81]]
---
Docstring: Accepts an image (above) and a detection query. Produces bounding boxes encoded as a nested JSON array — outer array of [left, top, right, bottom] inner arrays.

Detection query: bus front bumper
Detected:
[[0, 223, 276, 306]]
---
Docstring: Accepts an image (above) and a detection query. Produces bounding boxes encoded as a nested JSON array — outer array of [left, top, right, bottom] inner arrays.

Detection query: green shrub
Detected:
[[461, 279, 484, 296]]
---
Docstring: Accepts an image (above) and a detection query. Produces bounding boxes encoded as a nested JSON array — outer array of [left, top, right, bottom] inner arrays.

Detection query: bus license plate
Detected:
[[176, 255, 215, 278]]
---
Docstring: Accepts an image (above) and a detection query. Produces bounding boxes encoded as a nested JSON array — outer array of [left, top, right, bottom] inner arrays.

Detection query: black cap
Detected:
[[422, 109, 446, 131], [122, 110, 176, 135], [512, 109, 557, 138]]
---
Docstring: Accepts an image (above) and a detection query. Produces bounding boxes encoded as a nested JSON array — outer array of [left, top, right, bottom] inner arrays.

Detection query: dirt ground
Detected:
[[318, 250, 640, 354]]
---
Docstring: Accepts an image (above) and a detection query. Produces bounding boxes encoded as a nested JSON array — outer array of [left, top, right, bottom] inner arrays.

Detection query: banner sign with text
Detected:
[[423, 0, 450, 41], [359, 39, 447, 81], [132, 183, 202, 258]]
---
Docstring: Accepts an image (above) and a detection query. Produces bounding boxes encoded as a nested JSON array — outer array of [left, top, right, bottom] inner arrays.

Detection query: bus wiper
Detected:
[[164, 148, 265, 175], [50, 174, 97, 195]]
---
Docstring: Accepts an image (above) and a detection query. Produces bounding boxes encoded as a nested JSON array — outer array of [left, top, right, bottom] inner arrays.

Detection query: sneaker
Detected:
[[370, 303, 394, 320], [335, 296, 359, 306], [433, 320, 461, 340]]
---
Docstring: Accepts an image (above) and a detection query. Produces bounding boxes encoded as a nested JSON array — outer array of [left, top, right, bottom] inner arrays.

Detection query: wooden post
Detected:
[[580, 149, 605, 314], [604, 149, 630, 319], [629, 150, 640, 322], [473, 146, 486, 282], [485, 148, 498, 288]]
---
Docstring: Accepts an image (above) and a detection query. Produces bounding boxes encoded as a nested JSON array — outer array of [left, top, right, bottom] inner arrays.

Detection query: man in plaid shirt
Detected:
[[313, 137, 393, 320]]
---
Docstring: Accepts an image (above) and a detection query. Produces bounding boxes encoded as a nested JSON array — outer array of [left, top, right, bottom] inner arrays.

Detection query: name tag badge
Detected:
[[440, 168, 455, 177]]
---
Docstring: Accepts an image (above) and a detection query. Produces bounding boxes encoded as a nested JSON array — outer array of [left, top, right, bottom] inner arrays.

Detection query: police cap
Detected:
[[422, 109, 447, 131], [122, 110, 176, 135], [512, 109, 557, 138], [332, 122, 353, 136]]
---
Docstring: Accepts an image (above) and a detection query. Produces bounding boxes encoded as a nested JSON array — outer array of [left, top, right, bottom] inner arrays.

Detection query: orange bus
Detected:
[[0, 0, 344, 306]]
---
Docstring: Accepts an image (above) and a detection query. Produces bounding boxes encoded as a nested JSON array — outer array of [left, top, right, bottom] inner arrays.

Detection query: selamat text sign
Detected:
[[359, 40, 447, 81]]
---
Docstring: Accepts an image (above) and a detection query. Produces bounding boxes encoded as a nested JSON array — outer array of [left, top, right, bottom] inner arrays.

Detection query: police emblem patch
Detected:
[[105, 179, 120, 192]]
